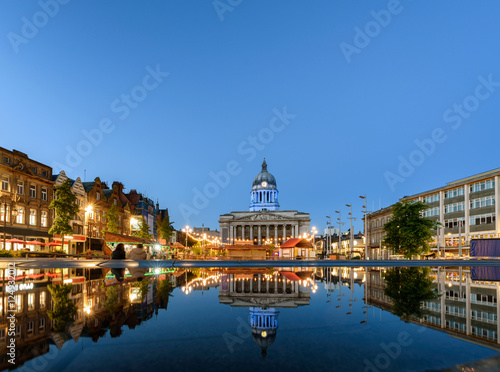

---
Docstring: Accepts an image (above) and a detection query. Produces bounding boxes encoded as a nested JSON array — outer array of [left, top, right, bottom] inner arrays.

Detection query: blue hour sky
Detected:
[[1, 0, 499, 233]]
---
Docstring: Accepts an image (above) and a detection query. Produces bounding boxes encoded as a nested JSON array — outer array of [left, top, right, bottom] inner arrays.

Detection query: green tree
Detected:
[[105, 203, 119, 234], [133, 217, 152, 239], [49, 179, 79, 252], [383, 267, 440, 321], [156, 279, 174, 307], [157, 215, 174, 241], [104, 286, 119, 315], [382, 201, 438, 259], [47, 284, 78, 332]]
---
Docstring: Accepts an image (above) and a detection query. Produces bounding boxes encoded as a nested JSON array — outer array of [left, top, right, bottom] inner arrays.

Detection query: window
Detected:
[[29, 210, 36, 226], [30, 167, 37, 174], [96, 192, 100, 200], [444, 187, 464, 199], [444, 202, 464, 214], [424, 207, 440, 217], [15, 294, 22, 312], [113, 199, 117, 205], [470, 196, 495, 209], [39, 291, 46, 308], [0, 328, 5, 343], [28, 293, 35, 310], [0, 204, 9, 223], [17, 181, 24, 195], [470, 213, 496, 226], [15, 324, 20, 337], [42, 170, 48, 177], [445, 218, 465, 229], [470, 179, 495, 193], [41, 188, 47, 201], [41, 211, 47, 227], [16, 207, 24, 224], [1, 177, 8, 191], [2, 156, 9, 164], [424, 194, 440, 203], [27, 321, 34, 335], [39, 318, 45, 331], [29, 185, 36, 198]]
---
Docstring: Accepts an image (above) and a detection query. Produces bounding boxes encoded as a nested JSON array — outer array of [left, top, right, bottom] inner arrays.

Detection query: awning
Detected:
[[26, 240, 45, 246], [6, 238, 26, 244], [104, 231, 154, 244], [279, 271, 302, 281], [53, 235, 86, 241]]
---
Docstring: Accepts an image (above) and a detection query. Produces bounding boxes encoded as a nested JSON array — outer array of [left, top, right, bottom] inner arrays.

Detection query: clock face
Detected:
[[261, 181, 268, 187]]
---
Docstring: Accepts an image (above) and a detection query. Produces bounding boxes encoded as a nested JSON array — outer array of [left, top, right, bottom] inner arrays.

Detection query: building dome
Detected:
[[252, 159, 277, 190], [250, 159, 279, 211]]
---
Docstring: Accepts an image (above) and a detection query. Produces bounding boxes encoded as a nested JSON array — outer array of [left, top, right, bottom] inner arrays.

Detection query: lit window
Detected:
[[41, 211, 47, 227], [29, 210, 36, 226], [15, 294, 22, 312], [40, 291, 46, 308], [16, 207, 24, 224], [0, 204, 9, 223], [17, 181, 24, 195], [1, 177, 8, 191], [96, 192, 100, 200], [28, 293, 35, 310]]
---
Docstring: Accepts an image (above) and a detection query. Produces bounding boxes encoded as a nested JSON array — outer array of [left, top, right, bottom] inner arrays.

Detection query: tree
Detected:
[[382, 201, 438, 259], [383, 267, 440, 321], [105, 203, 119, 234], [49, 179, 79, 252], [47, 284, 78, 332], [157, 214, 174, 242], [133, 216, 152, 239]]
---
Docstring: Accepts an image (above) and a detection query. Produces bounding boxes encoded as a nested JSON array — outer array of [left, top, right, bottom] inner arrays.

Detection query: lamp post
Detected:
[[326, 216, 331, 256], [182, 225, 192, 249], [346, 204, 356, 259], [85, 205, 93, 252], [359, 195, 368, 260], [335, 210, 344, 256]]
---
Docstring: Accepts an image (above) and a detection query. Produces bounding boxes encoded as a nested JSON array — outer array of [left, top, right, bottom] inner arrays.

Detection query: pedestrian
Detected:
[[128, 243, 147, 260], [111, 243, 126, 282], [128, 243, 147, 280]]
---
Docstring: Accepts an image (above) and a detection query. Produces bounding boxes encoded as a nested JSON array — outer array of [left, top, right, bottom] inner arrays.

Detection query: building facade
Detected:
[[366, 168, 500, 258], [219, 159, 310, 245], [0, 148, 53, 249]]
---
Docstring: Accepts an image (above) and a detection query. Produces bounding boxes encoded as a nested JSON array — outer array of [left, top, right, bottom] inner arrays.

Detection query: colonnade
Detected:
[[228, 223, 301, 245]]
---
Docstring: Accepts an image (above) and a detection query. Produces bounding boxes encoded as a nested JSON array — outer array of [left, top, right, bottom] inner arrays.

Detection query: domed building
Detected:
[[250, 159, 279, 211], [219, 159, 310, 247]]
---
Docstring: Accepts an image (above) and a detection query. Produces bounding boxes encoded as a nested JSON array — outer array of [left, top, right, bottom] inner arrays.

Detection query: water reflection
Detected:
[[1, 264, 500, 370]]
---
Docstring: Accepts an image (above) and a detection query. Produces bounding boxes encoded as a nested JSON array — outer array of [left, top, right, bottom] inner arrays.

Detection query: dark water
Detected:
[[2, 266, 500, 372]]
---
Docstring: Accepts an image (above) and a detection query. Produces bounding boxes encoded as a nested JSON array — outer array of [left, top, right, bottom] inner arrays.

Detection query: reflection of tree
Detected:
[[383, 267, 439, 320], [156, 279, 174, 307], [104, 286, 119, 315], [47, 284, 78, 332], [131, 279, 151, 300]]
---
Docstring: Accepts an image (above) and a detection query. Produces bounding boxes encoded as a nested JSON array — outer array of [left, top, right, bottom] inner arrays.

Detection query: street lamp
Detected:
[[335, 210, 343, 256], [346, 204, 356, 259], [359, 195, 368, 260], [326, 216, 331, 256], [85, 205, 93, 252], [182, 225, 192, 248]]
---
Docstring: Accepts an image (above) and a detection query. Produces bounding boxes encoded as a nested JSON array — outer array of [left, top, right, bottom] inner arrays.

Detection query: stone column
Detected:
[[283, 224, 286, 241], [266, 225, 270, 241], [250, 225, 253, 242], [274, 225, 278, 243], [229, 224, 233, 244], [258, 225, 261, 244], [465, 270, 471, 335], [258, 274, 261, 292], [464, 184, 470, 240]]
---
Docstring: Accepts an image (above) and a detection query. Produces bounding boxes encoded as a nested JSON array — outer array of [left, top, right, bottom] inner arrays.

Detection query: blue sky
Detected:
[[1, 0, 499, 233]]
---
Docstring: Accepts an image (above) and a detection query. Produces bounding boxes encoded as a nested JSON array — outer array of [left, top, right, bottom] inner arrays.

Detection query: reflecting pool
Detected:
[[2, 265, 500, 371]]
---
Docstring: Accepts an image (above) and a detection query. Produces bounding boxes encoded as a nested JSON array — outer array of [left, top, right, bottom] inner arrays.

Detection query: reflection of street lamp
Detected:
[[335, 210, 343, 256], [85, 205, 93, 251], [326, 216, 331, 256]]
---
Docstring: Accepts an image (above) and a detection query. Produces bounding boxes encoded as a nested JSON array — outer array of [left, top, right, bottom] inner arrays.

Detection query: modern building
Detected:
[[0, 148, 53, 249], [366, 167, 500, 258], [219, 159, 310, 245]]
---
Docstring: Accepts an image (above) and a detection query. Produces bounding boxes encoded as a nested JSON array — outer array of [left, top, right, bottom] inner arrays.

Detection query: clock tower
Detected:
[[250, 158, 279, 211]]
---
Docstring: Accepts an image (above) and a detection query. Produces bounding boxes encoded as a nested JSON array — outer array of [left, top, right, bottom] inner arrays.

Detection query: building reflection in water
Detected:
[[0, 266, 175, 370], [218, 268, 314, 358], [366, 266, 500, 349]]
